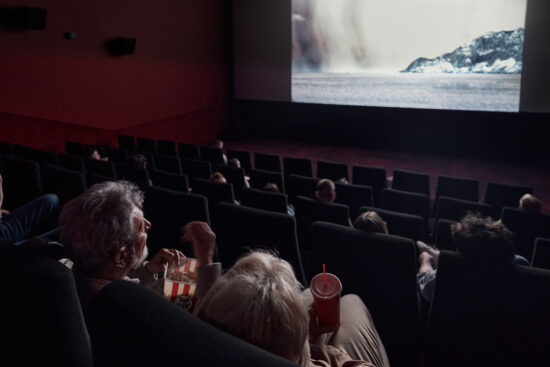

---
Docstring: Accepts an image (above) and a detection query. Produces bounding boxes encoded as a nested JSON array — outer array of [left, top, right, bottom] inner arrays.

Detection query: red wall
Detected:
[[0, 0, 231, 150]]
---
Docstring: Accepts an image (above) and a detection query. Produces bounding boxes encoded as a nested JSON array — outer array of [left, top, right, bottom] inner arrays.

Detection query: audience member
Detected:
[[353, 211, 388, 234], [85, 146, 108, 161], [59, 181, 184, 306], [211, 139, 228, 165], [416, 213, 527, 304], [263, 182, 280, 193], [0, 174, 60, 244], [336, 177, 349, 185], [131, 153, 148, 170], [187, 222, 389, 367], [316, 179, 336, 203], [228, 157, 241, 168], [210, 172, 227, 184], [519, 193, 541, 214]]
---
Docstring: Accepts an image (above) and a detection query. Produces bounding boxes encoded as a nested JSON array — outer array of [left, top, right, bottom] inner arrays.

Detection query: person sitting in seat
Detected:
[[353, 211, 388, 234], [316, 179, 336, 203], [0, 174, 60, 244], [211, 140, 228, 165], [85, 146, 108, 161], [185, 221, 389, 367], [519, 193, 541, 214], [59, 181, 184, 306], [210, 172, 227, 184]]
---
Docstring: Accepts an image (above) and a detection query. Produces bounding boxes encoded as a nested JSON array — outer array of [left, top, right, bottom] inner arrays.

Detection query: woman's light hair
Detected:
[[195, 251, 311, 366], [59, 181, 144, 273]]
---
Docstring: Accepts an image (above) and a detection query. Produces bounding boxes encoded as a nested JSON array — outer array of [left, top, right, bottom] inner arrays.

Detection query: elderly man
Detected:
[[315, 179, 336, 203], [60, 181, 185, 306]]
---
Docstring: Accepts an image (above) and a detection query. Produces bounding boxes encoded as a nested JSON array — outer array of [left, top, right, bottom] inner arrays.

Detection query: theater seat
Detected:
[[86, 279, 299, 367], [532, 237, 550, 270]]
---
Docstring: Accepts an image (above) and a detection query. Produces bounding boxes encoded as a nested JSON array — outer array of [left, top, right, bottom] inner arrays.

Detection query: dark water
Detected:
[[292, 72, 521, 112]]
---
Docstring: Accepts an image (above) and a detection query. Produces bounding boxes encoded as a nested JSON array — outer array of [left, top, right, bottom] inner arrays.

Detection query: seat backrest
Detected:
[[240, 187, 288, 214], [435, 196, 494, 222], [58, 153, 86, 173], [501, 207, 550, 260], [309, 222, 419, 367], [216, 202, 305, 284], [380, 188, 430, 221], [227, 148, 252, 173], [254, 152, 281, 172], [143, 187, 210, 257], [200, 145, 225, 165], [316, 160, 348, 181], [436, 175, 479, 202], [118, 135, 136, 151], [0, 244, 93, 367], [532, 237, 550, 270], [425, 251, 550, 367], [191, 178, 235, 227], [35, 149, 59, 166], [64, 141, 84, 156], [86, 280, 299, 367], [87, 173, 112, 187], [178, 142, 200, 160], [136, 137, 156, 153], [156, 139, 177, 156], [42, 164, 87, 205], [283, 156, 313, 178], [1, 156, 42, 210], [360, 206, 426, 242], [181, 158, 212, 180], [334, 182, 373, 220], [85, 159, 117, 179], [105, 147, 129, 163], [250, 168, 285, 193], [286, 174, 318, 203], [150, 169, 189, 193], [352, 165, 387, 206], [118, 163, 151, 191], [484, 182, 533, 218], [154, 154, 182, 174], [216, 165, 247, 189], [0, 141, 14, 156], [434, 218, 457, 251], [392, 169, 430, 197]]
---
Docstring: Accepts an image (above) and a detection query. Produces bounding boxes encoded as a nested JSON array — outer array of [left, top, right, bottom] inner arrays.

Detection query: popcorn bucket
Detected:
[[163, 258, 198, 311]]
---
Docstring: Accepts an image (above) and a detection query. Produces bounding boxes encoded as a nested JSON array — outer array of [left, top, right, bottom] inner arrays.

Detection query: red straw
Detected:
[[323, 263, 327, 285]]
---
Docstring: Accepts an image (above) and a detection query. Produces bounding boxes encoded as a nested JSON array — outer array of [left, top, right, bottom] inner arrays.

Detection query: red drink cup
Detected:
[[310, 273, 342, 326]]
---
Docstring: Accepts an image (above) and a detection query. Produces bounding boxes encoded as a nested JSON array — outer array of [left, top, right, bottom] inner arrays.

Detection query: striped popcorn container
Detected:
[[163, 258, 198, 311]]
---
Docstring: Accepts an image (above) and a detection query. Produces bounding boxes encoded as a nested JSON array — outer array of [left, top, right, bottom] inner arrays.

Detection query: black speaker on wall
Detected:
[[0, 6, 47, 30], [106, 37, 136, 56]]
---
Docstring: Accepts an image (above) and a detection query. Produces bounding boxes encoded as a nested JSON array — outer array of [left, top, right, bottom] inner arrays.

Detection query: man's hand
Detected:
[[181, 221, 216, 266], [308, 304, 339, 340], [145, 248, 185, 275]]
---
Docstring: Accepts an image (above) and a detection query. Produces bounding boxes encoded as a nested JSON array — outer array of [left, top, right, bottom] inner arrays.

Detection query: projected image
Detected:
[[292, 0, 527, 112]]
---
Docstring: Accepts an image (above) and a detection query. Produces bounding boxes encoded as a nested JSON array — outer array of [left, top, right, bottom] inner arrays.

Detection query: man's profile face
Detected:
[[131, 207, 151, 267]]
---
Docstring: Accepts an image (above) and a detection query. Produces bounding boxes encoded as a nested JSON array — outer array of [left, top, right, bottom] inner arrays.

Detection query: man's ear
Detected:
[[315, 191, 320, 199], [332, 192, 336, 202], [113, 246, 131, 268]]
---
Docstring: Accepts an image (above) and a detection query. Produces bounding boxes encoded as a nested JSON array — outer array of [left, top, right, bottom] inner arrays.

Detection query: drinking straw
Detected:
[[323, 263, 327, 286]]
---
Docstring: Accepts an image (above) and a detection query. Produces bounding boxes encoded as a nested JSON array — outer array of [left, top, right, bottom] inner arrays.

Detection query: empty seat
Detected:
[[352, 165, 388, 206], [316, 160, 348, 181], [191, 177, 235, 227], [380, 188, 430, 221], [156, 139, 177, 156], [65, 141, 84, 156], [87, 173, 112, 187], [0, 141, 13, 156], [254, 152, 281, 172], [143, 187, 210, 257], [1, 156, 42, 210], [178, 143, 200, 160], [34, 149, 58, 166], [334, 182, 373, 220], [216, 202, 305, 284], [436, 175, 479, 202], [484, 182, 533, 218], [154, 154, 182, 174], [150, 169, 189, 193], [424, 250, 550, 367], [118, 135, 136, 151], [105, 147, 129, 163], [41, 164, 87, 205], [12, 144, 36, 161], [501, 207, 550, 260], [57, 153, 86, 173], [249, 168, 285, 193], [392, 169, 430, 197], [181, 158, 212, 179], [435, 196, 494, 222], [200, 145, 225, 165], [240, 187, 289, 214], [286, 174, 319, 203], [85, 159, 117, 179], [360, 206, 426, 241], [309, 222, 419, 367], [284, 156, 313, 178], [227, 149, 252, 173], [434, 219, 457, 251], [136, 137, 156, 153], [532, 237, 550, 270]]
